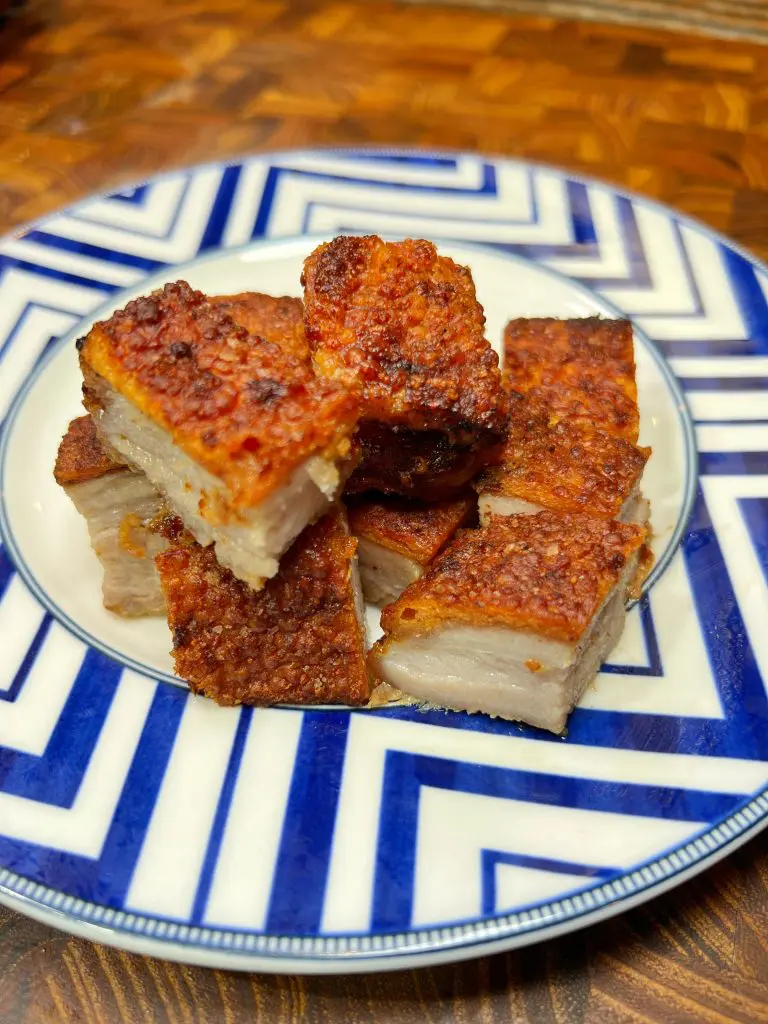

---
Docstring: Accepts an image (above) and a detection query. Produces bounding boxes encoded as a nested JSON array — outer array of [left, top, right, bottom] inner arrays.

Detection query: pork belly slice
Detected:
[[476, 393, 650, 525], [347, 492, 476, 605], [155, 508, 370, 707], [302, 236, 508, 499], [210, 292, 309, 364], [54, 415, 167, 616], [369, 511, 647, 733], [79, 281, 360, 590], [503, 318, 639, 443]]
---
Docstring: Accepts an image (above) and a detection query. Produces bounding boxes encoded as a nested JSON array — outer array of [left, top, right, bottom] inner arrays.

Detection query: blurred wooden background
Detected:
[[2, 0, 768, 261], [1, 1, 767, 1022], [407, 0, 768, 44]]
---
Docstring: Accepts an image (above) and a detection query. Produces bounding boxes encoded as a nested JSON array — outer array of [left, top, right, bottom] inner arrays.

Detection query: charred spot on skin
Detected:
[[172, 624, 191, 649], [169, 341, 193, 359], [247, 377, 288, 405], [152, 512, 186, 541], [133, 297, 162, 324], [401, 607, 418, 620], [386, 357, 422, 376], [313, 236, 369, 297], [75, 336, 86, 352]]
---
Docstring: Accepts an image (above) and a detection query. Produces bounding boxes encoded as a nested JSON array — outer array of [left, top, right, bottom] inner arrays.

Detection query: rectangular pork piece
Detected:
[[302, 235, 509, 500], [503, 318, 639, 443], [369, 511, 647, 733], [78, 280, 360, 591], [54, 415, 167, 616], [155, 508, 370, 706], [347, 492, 476, 605], [475, 393, 650, 525]]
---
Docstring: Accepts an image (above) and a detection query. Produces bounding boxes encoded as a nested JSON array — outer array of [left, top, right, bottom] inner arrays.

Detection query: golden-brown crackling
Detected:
[[503, 318, 639, 443], [477, 392, 650, 518], [376, 511, 647, 646], [210, 292, 309, 364], [302, 236, 508, 497], [347, 492, 476, 565], [302, 235, 508, 438], [156, 508, 369, 706], [54, 414, 126, 486], [302, 235, 507, 433], [78, 281, 360, 509]]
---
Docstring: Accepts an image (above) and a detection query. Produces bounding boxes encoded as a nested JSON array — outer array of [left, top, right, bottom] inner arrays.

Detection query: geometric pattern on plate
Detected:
[[0, 148, 767, 971]]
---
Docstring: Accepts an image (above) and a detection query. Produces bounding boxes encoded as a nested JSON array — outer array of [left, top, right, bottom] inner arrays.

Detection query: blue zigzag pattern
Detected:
[[0, 149, 767, 958], [480, 851, 618, 917], [371, 751, 746, 931], [0, 685, 185, 905]]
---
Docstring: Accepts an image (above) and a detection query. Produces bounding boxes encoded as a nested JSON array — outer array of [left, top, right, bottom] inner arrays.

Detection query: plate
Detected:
[[0, 148, 766, 973]]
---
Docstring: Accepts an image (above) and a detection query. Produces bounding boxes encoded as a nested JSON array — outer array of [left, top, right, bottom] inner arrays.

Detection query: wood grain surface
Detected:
[[406, 0, 768, 45], [1, 1, 767, 1022], [1, 832, 767, 1023]]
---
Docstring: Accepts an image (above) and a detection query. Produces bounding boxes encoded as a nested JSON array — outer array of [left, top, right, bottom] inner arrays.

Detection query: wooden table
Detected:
[[1, 1, 767, 1021]]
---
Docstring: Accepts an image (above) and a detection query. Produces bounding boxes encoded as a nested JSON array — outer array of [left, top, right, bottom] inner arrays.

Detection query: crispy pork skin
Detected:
[[347, 492, 476, 604], [302, 236, 508, 499], [503, 318, 639, 443], [210, 292, 309, 364], [476, 393, 650, 524], [369, 511, 646, 733], [55, 415, 167, 616], [78, 281, 360, 590], [156, 508, 370, 706]]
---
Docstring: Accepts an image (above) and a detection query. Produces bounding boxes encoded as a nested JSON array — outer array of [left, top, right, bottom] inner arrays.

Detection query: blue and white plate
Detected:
[[0, 148, 767, 974]]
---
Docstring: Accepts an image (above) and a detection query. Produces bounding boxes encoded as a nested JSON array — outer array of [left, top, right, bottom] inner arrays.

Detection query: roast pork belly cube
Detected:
[[155, 508, 370, 707], [369, 511, 647, 734], [475, 393, 650, 525], [302, 235, 509, 500], [347, 491, 476, 605], [503, 318, 639, 443], [78, 280, 360, 591], [54, 415, 167, 616]]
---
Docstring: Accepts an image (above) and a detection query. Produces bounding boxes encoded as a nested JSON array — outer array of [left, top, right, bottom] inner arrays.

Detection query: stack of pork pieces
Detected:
[[54, 235, 651, 734]]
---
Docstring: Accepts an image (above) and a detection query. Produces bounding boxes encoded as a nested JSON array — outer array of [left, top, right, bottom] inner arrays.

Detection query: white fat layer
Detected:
[[355, 537, 423, 606], [97, 388, 340, 589], [65, 470, 167, 617], [480, 485, 648, 526], [479, 493, 540, 524], [376, 556, 638, 734]]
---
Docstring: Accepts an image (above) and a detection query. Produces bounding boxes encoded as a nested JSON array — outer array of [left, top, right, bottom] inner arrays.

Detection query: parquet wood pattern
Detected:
[[0, 2, 767, 1022], [2, 0, 768, 259]]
